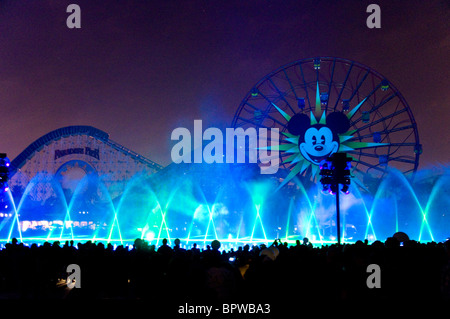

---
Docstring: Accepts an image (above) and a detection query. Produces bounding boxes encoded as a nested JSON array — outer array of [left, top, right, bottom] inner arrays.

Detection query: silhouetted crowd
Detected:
[[0, 237, 449, 303]]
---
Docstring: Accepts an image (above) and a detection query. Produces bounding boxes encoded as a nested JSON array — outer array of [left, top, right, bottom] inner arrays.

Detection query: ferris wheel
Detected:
[[232, 57, 421, 186]]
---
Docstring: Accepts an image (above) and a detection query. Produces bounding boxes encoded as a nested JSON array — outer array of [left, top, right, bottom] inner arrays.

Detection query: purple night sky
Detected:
[[0, 0, 448, 168]]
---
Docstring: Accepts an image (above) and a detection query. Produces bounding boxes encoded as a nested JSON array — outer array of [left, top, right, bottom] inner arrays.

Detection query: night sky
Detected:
[[0, 0, 448, 168]]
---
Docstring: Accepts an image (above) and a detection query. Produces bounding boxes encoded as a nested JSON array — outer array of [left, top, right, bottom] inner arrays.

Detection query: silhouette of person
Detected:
[[157, 238, 172, 255]]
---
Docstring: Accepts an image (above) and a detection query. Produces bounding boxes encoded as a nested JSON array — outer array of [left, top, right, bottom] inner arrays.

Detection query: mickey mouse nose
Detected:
[[314, 145, 324, 151]]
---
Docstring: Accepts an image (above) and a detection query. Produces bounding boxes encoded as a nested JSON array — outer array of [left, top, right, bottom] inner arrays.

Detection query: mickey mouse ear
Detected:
[[287, 113, 310, 136], [326, 112, 350, 134]]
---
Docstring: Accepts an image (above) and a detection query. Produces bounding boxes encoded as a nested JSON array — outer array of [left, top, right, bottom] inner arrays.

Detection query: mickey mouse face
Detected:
[[300, 125, 339, 164], [287, 112, 350, 165]]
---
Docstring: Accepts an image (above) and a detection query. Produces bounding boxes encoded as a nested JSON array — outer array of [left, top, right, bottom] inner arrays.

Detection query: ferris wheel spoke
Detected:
[[402, 168, 416, 174], [282, 69, 300, 101], [251, 95, 292, 127], [267, 78, 296, 114], [324, 58, 336, 114], [236, 116, 273, 130], [348, 150, 416, 166], [354, 108, 408, 132], [297, 62, 312, 110], [332, 61, 354, 110], [352, 159, 387, 173], [343, 141, 393, 151], [347, 151, 384, 159], [345, 84, 382, 119], [351, 165, 387, 179], [386, 156, 417, 164], [350, 92, 398, 126], [346, 124, 415, 142], [347, 69, 371, 103], [351, 165, 367, 176]]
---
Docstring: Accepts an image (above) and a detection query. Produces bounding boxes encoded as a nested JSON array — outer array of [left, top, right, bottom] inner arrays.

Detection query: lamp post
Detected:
[[319, 152, 352, 246]]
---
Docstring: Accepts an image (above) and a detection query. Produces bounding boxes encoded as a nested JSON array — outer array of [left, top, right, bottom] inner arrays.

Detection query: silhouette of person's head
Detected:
[[134, 238, 143, 249], [211, 240, 221, 251], [162, 238, 168, 246]]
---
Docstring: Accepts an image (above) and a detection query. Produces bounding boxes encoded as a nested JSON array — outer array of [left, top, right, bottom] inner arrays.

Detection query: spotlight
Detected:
[[320, 176, 332, 186], [319, 159, 333, 185], [322, 184, 330, 194], [330, 184, 338, 195], [313, 58, 321, 70], [341, 185, 349, 194], [297, 98, 305, 110], [319, 159, 330, 170]]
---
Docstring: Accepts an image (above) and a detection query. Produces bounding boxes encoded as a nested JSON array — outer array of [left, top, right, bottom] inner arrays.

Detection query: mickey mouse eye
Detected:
[[312, 136, 317, 145], [320, 135, 326, 144]]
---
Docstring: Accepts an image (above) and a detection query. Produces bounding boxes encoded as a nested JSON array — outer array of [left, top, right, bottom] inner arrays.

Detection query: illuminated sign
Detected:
[[54, 147, 100, 160]]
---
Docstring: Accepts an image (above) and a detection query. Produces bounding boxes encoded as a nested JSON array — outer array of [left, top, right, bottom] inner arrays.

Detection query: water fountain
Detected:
[[0, 164, 448, 247]]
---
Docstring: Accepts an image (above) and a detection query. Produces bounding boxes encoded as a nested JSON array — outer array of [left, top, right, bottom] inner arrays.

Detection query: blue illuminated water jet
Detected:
[[0, 164, 449, 247]]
